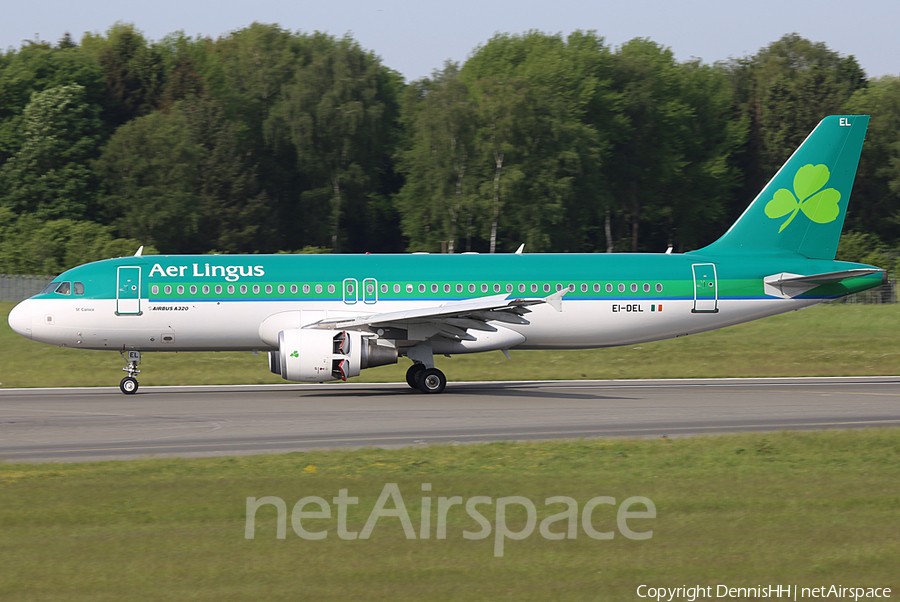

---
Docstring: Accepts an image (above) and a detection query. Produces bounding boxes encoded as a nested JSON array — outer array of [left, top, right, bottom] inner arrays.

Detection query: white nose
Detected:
[[8, 301, 33, 339]]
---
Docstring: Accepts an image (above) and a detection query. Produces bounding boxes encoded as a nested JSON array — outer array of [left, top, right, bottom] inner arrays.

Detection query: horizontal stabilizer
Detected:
[[764, 269, 884, 298]]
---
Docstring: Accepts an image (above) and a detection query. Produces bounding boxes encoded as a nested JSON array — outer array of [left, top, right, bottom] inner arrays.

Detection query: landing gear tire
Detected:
[[406, 364, 426, 390], [418, 368, 446, 394], [120, 377, 139, 395]]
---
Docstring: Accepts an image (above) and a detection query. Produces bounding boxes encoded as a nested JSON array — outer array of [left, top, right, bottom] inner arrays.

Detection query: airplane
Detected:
[[7, 115, 885, 395]]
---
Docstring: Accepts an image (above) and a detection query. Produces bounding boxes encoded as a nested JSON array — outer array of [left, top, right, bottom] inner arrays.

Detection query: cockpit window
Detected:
[[41, 282, 60, 294], [55, 282, 71, 295], [74, 282, 84, 295]]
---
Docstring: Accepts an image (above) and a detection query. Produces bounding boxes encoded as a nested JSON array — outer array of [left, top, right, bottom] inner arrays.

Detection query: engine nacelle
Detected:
[[277, 329, 397, 382], [268, 350, 282, 375]]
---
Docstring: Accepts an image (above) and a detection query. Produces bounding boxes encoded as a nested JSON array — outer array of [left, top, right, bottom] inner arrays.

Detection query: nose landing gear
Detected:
[[119, 350, 141, 394]]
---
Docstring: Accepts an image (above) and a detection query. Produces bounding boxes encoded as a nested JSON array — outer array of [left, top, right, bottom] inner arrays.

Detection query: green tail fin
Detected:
[[696, 115, 869, 259]]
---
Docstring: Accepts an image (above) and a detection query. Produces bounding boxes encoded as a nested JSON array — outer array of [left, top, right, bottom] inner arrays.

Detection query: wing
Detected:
[[305, 289, 568, 341]]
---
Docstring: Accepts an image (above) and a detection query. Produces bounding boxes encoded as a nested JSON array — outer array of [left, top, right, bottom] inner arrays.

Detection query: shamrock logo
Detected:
[[764, 164, 841, 232]]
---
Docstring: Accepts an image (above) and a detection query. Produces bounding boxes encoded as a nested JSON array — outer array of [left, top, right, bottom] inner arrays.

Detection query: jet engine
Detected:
[[274, 329, 397, 382]]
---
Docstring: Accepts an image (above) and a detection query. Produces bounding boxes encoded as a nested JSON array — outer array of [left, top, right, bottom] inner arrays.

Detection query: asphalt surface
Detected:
[[1, 377, 899, 462]]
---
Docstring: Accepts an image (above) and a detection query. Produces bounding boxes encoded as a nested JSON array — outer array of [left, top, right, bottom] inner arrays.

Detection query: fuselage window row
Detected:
[[147, 281, 665, 297]]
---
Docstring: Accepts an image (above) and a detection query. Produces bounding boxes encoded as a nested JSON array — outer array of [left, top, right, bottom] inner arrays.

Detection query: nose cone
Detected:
[[8, 301, 33, 339]]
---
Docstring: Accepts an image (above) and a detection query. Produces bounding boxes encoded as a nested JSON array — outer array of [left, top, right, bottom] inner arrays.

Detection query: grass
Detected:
[[2, 301, 900, 388], [1, 430, 898, 600]]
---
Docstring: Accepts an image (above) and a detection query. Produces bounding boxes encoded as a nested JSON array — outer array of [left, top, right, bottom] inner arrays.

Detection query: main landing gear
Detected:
[[405, 363, 447, 394], [119, 350, 141, 394]]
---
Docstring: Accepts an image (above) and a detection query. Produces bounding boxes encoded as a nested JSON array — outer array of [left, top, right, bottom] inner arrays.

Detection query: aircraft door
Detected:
[[362, 278, 378, 304], [343, 278, 358, 305], [692, 263, 718, 313], [117, 266, 142, 315]]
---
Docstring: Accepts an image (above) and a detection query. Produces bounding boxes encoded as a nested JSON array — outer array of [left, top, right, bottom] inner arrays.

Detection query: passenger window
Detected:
[[216, 285, 223, 294], [240, 285, 248, 294], [328, 284, 335, 294], [303, 284, 311, 294], [544, 284, 551, 293], [202, 285, 210, 294], [444, 284, 450, 293], [506, 284, 513, 293], [431, 284, 438, 293], [531, 284, 538, 293], [227, 285, 235, 294], [151, 285, 159, 295], [519, 284, 526, 293], [493, 284, 501, 292], [607, 283, 613, 293], [419, 284, 426, 293], [481, 284, 488, 293], [618, 283, 625, 293], [381, 284, 388, 293], [656, 283, 663, 292], [74, 282, 85, 295], [165, 285, 172, 294], [406, 284, 413, 293], [394, 284, 401, 293], [190, 285, 197, 294], [55, 282, 71, 295], [631, 283, 638, 293], [594, 283, 601, 292], [581, 284, 588, 293], [643, 283, 650, 292], [468, 284, 475, 293], [177, 285, 185, 294], [315, 285, 323, 294], [456, 284, 463, 293]]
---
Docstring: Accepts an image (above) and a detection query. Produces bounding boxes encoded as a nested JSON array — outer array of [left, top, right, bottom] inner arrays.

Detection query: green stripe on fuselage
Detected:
[[34, 252, 883, 304]]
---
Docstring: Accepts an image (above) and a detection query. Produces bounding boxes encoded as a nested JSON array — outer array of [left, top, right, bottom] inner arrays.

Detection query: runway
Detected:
[[1, 377, 899, 462]]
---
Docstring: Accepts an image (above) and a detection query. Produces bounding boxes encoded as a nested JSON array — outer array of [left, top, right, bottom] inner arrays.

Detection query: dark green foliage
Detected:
[[0, 207, 156, 274], [0, 84, 103, 220], [843, 76, 900, 241], [0, 25, 897, 272]]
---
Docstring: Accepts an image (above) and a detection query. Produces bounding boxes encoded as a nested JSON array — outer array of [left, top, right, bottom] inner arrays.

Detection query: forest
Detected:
[[1, 23, 898, 275]]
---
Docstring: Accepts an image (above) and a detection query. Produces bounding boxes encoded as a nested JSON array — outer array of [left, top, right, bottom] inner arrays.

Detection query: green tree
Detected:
[[81, 23, 167, 126], [0, 84, 103, 220], [0, 41, 105, 162], [606, 39, 693, 252], [457, 31, 613, 253], [663, 61, 747, 251], [844, 76, 900, 243], [0, 207, 155, 274], [183, 99, 273, 252], [94, 99, 273, 254], [395, 63, 479, 252], [94, 107, 202, 252], [265, 34, 401, 252], [204, 23, 304, 250]]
